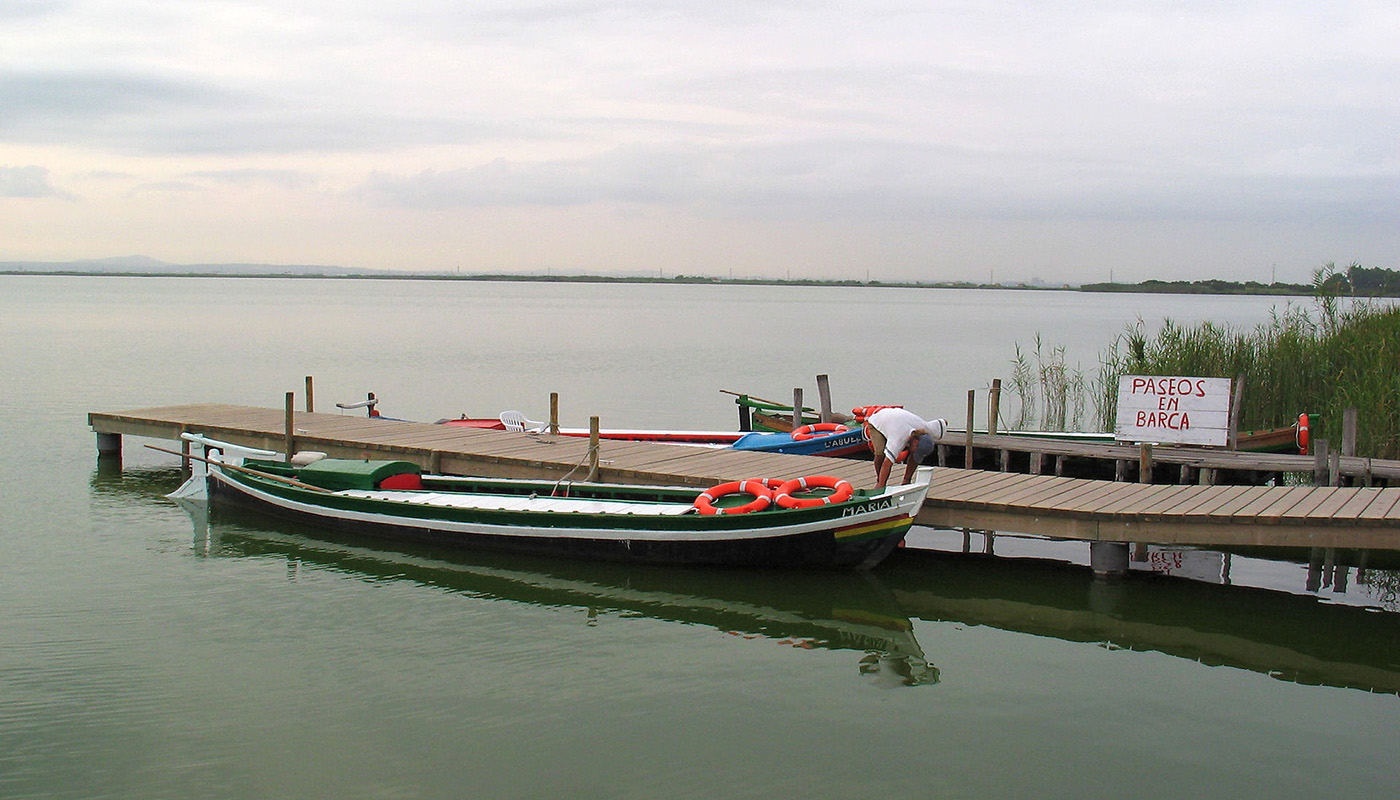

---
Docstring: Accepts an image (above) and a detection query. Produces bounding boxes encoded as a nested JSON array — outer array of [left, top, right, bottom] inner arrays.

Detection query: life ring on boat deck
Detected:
[[790, 422, 851, 441], [692, 480, 775, 515], [774, 475, 855, 509], [851, 405, 902, 422], [1296, 413, 1310, 455]]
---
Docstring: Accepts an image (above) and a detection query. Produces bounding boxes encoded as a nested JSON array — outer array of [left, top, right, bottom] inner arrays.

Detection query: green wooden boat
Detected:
[[197, 444, 931, 569]]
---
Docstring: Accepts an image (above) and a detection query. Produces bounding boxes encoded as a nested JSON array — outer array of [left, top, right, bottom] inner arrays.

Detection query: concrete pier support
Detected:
[[96, 432, 122, 462], [1090, 541, 1130, 580]]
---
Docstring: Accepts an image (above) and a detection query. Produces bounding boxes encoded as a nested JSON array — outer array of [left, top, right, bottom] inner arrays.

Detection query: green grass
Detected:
[[1010, 264, 1400, 459]]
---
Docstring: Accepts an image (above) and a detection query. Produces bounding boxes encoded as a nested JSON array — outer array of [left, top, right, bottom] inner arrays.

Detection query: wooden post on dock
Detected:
[[1310, 442, 1332, 484], [1227, 375, 1243, 449], [549, 393, 560, 435], [816, 374, 833, 423], [1342, 408, 1358, 457], [1341, 408, 1359, 487], [284, 392, 295, 462], [1139, 443, 1153, 484], [988, 379, 1001, 436], [965, 390, 975, 469], [586, 416, 601, 481], [792, 388, 804, 429], [305, 376, 314, 413], [1313, 439, 1329, 485]]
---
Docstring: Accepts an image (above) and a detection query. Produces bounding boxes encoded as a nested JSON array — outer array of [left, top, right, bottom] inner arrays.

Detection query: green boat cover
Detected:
[[295, 459, 421, 491]]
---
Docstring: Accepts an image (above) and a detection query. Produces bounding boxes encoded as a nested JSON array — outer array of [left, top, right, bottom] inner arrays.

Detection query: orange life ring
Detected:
[[693, 480, 775, 515], [851, 404, 902, 422], [774, 475, 855, 509], [790, 422, 851, 441], [1296, 413, 1310, 455]]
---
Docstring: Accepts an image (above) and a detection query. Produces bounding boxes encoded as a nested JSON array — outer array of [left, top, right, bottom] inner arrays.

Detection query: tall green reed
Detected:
[[1010, 263, 1400, 458], [1007, 334, 1088, 432]]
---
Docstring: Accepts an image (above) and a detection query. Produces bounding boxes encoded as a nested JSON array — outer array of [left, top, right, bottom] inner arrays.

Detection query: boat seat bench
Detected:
[[342, 490, 697, 516]]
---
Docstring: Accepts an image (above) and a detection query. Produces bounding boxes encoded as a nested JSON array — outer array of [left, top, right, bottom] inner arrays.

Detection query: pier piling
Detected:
[[96, 432, 121, 463], [1090, 541, 1131, 580]]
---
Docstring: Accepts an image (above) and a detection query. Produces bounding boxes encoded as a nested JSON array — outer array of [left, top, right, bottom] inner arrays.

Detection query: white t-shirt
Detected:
[[869, 407, 933, 461]]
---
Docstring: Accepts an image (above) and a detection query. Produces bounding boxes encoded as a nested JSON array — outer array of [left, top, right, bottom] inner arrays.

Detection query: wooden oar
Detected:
[[720, 389, 794, 408], [144, 444, 332, 493]]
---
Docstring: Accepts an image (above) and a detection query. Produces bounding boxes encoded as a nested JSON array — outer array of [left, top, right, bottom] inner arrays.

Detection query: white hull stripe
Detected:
[[211, 470, 926, 543]]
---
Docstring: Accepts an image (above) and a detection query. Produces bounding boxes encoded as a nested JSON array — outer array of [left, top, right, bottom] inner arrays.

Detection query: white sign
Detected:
[[1115, 375, 1233, 446]]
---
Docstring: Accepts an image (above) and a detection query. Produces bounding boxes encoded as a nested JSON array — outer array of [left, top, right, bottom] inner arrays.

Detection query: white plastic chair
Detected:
[[499, 410, 546, 433]]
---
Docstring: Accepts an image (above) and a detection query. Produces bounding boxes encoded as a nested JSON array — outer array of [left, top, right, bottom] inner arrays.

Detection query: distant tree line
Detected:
[[1334, 264, 1400, 296], [1079, 278, 1313, 295], [1081, 262, 1400, 297]]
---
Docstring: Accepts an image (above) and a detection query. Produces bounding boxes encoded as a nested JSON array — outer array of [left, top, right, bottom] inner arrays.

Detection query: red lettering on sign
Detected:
[[1137, 411, 1192, 430], [1132, 377, 1214, 398]]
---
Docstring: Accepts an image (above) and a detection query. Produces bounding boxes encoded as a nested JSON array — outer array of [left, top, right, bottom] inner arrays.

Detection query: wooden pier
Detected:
[[90, 403, 1400, 558]]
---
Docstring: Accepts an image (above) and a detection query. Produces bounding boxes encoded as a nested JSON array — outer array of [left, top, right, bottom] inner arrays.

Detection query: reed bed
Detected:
[[1009, 266, 1400, 459]]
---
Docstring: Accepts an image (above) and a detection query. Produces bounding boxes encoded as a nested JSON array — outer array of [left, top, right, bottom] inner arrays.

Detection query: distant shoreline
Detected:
[[0, 269, 1328, 296]]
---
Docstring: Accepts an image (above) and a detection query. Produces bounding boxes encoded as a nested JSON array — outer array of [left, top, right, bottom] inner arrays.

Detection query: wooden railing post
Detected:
[[1342, 408, 1358, 457], [816, 374, 833, 423], [965, 389, 975, 469], [988, 379, 1001, 436], [1313, 439, 1329, 485], [284, 391, 295, 462], [1227, 375, 1243, 450], [586, 416, 600, 481]]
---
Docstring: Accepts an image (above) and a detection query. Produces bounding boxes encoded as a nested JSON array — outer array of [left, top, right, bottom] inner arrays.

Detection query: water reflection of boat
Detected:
[[193, 505, 939, 687], [108, 467, 1400, 695], [881, 549, 1400, 695]]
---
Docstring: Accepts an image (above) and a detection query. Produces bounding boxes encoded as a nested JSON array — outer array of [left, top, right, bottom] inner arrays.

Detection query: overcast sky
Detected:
[[2, 0, 1396, 283]]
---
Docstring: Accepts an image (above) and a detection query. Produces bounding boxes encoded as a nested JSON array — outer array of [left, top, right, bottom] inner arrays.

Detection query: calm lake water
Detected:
[[2, 276, 1397, 799]]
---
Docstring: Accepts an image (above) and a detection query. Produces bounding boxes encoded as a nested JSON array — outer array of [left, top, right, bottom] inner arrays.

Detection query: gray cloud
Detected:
[[0, 70, 522, 155], [359, 139, 1400, 228], [183, 169, 317, 189], [0, 165, 72, 199], [0, 0, 64, 20]]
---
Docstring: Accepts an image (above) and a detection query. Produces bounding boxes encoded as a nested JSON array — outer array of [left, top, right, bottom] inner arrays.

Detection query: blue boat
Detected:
[[730, 423, 871, 459]]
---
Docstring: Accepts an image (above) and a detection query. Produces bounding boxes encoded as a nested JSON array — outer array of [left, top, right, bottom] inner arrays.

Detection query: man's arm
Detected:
[[875, 454, 894, 488], [901, 458, 920, 485], [899, 431, 925, 485]]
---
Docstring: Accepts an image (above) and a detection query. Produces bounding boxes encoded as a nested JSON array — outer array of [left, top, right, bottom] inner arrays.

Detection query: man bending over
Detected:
[[865, 407, 947, 488]]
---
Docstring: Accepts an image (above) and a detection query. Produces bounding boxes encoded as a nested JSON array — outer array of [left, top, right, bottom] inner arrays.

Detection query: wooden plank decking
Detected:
[[90, 403, 1400, 552]]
